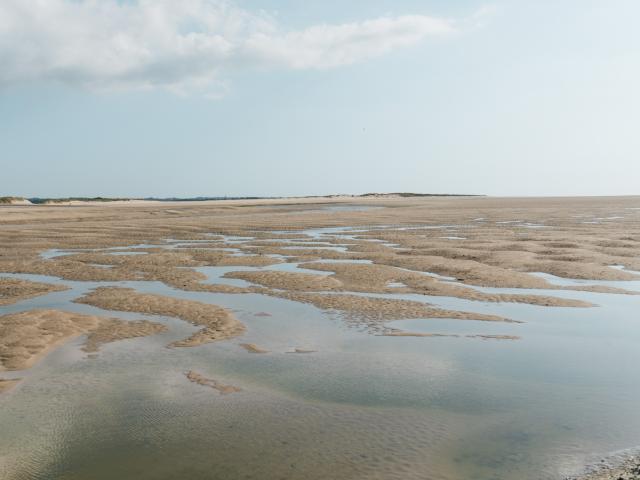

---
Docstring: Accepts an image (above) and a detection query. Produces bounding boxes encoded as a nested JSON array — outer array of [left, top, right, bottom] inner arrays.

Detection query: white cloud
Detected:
[[0, 0, 456, 95]]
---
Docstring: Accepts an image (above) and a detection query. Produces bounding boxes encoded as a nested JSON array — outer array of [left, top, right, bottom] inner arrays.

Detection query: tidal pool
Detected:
[[2, 235, 640, 479]]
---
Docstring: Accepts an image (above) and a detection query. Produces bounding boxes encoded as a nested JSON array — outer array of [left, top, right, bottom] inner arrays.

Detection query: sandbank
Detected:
[[75, 287, 245, 347]]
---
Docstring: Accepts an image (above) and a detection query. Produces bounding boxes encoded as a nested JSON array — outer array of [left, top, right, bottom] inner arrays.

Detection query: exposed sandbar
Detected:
[[75, 287, 245, 347], [224, 270, 342, 291], [0, 309, 167, 374], [223, 263, 593, 307], [300, 262, 595, 307], [185, 370, 241, 394], [239, 343, 269, 353], [267, 291, 511, 325], [0, 277, 68, 306], [82, 318, 168, 352]]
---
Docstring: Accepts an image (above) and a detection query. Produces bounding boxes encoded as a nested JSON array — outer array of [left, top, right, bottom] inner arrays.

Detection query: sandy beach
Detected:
[[1, 195, 640, 479]]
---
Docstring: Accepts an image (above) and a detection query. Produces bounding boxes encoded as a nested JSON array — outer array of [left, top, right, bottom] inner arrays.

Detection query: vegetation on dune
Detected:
[[4, 193, 485, 205], [0, 196, 27, 204], [359, 192, 484, 198], [28, 197, 132, 204], [28, 196, 273, 204]]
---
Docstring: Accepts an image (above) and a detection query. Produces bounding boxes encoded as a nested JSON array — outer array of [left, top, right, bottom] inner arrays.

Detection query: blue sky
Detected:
[[1, 0, 639, 198]]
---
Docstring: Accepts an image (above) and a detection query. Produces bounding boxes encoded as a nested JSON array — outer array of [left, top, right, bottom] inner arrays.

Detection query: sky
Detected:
[[1, 0, 639, 198]]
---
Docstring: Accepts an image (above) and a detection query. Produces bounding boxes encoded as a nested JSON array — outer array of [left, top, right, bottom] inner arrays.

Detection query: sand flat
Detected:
[[3, 196, 640, 300], [1, 196, 639, 357], [2, 196, 640, 330]]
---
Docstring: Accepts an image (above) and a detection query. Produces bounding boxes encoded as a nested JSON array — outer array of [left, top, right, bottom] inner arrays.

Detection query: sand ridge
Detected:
[[75, 287, 245, 347], [226, 262, 595, 307], [0, 309, 167, 373], [265, 290, 511, 326], [239, 343, 269, 353], [0, 277, 68, 306]]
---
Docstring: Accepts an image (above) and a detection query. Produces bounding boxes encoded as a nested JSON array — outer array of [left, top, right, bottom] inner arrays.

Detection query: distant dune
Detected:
[[0, 193, 481, 207]]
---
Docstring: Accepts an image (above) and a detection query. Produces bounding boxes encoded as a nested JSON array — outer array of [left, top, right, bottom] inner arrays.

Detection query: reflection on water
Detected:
[[3, 229, 640, 479]]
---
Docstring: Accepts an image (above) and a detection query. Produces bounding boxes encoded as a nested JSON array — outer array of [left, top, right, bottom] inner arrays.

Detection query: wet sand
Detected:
[[239, 343, 269, 353], [1, 195, 639, 359], [185, 370, 242, 394], [75, 287, 245, 347], [569, 456, 640, 479], [268, 291, 510, 324], [287, 348, 317, 354], [0, 277, 68, 306], [0, 309, 166, 372], [382, 331, 520, 340], [1, 195, 639, 351], [225, 270, 343, 291], [0, 378, 20, 393], [3, 196, 639, 294], [232, 263, 596, 307]]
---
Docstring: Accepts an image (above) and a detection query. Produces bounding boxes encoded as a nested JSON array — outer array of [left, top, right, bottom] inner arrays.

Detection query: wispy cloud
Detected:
[[0, 0, 456, 96], [245, 15, 454, 69]]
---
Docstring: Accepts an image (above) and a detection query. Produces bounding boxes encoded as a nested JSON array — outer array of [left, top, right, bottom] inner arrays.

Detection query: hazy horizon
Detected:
[[5, 192, 640, 202], [2, 0, 639, 198]]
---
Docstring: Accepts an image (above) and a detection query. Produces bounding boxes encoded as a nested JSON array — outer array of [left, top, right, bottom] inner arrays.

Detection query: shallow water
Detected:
[[3, 230, 640, 479]]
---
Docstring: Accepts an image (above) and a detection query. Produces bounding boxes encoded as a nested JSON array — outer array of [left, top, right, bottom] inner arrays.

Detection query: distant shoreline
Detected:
[[0, 193, 484, 206]]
